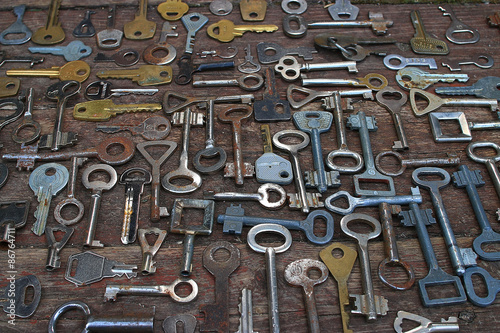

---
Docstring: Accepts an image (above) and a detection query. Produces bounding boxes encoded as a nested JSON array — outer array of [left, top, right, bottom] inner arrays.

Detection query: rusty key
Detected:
[[199, 241, 240, 333]]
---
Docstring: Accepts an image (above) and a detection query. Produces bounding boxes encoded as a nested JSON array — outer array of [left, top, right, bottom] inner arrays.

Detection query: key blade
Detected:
[[97, 65, 172, 86], [410, 10, 449, 55], [95, 125, 124, 134], [73, 99, 163, 121]]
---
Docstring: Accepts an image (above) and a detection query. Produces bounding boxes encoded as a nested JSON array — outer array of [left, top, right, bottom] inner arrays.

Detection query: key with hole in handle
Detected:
[[301, 73, 388, 91], [96, 65, 172, 86], [73, 10, 96, 38], [376, 86, 409, 150], [54, 157, 87, 226], [394, 311, 459, 333], [383, 54, 437, 71], [124, 0, 156, 40], [326, 0, 359, 20], [73, 99, 162, 121], [375, 151, 460, 177], [395, 67, 469, 91], [45, 224, 73, 271], [85, 80, 158, 100], [410, 10, 449, 55], [205, 183, 287, 210], [0, 275, 41, 318], [11, 87, 42, 145], [96, 5, 123, 50], [435, 76, 500, 100], [0, 5, 32, 45], [207, 19, 278, 42], [439, 5, 480, 45], [29, 40, 92, 62], [32, 0, 65, 45], [94, 49, 140, 67], [143, 22, 178, 65], [6, 60, 90, 82], [157, 0, 189, 21], [163, 315, 197, 333], [96, 116, 171, 140]]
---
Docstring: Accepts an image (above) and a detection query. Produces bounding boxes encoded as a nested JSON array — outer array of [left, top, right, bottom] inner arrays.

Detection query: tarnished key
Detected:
[[94, 49, 140, 67], [45, 224, 73, 271], [96, 116, 171, 140], [467, 141, 500, 202], [0, 275, 41, 318], [326, 0, 359, 20], [375, 86, 409, 150], [439, 5, 480, 44], [143, 22, 178, 65], [410, 10, 449, 55], [0, 77, 20, 98], [256, 42, 317, 64], [207, 19, 278, 42], [383, 54, 438, 71], [284, 259, 328, 333], [238, 44, 261, 73], [29, 40, 92, 61], [395, 67, 469, 91], [0, 200, 30, 242], [435, 76, 500, 100], [210, 0, 233, 16], [240, 0, 267, 21], [73, 99, 162, 121], [73, 10, 96, 37], [29, 163, 69, 236], [138, 227, 167, 275], [442, 54, 494, 71], [96, 5, 123, 50], [0, 51, 43, 68], [124, 0, 156, 40], [282, 0, 307, 14], [275, 55, 358, 82], [32, 0, 65, 45], [236, 288, 256, 333], [0, 5, 32, 45], [54, 157, 87, 226], [301, 73, 388, 91], [293, 111, 340, 193], [394, 311, 460, 333], [163, 314, 197, 333], [82, 164, 117, 248], [85, 80, 158, 100], [11, 88, 42, 145], [205, 183, 286, 209], [192, 73, 263, 91], [200, 241, 240, 333], [6, 60, 91, 82], [120, 167, 151, 244], [375, 150, 460, 177], [96, 65, 173, 86], [157, 0, 189, 21]]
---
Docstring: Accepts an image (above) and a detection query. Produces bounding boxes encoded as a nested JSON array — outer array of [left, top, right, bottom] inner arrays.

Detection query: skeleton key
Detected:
[[6, 60, 91, 83], [143, 22, 178, 65], [11, 87, 42, 145], [256, 42, 317, 64], [96, 116, 171, 141], [0, 5, 32, 45], [45, 224, 73, 271], [96, 65, 173, 86], [85, 80, 158, 100], [254, 67, 291, 122], [435, 76, 500, 100], [395, 67, 469, 91], [32, 0, 65, 45], [157, 0, 189, 21], [439, 5, 480, 44], [219, 106, 254, 186], [375, 151, 460, 177], [375, 86, 409, 150], [284, 259, 328, 333], [200, 241, 240, 333], [206, 183, 287, 210], [120, 167, 151, 244], [29, 40, 92, 62], [96, 5, 123, 50], [124, 0, 156, 40], [275, 55, 358, 82], [138, 227, 167, 275], [94, 49, 140, 67], [207, 19, 278, 43], [442, 54, 494, 71], [163, 314, 197, 333], [301, 73, 388, 91], [73, 10, 96, 37], [29, 162, 69, 236], [410, 10, 449, 55], [73, 99, 162, 121], [326, 0, 359, 20]]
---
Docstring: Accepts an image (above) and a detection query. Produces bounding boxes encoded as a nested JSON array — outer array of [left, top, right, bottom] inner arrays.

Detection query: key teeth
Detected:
[[287, 192, 324, 209], [452, 169, 485, 188], [399, 208, 436, 226], [304, 170, 341, 188], [350, 294, 388, 317]]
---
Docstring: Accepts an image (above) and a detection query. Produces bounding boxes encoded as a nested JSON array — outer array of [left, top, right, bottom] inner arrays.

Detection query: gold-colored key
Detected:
[[410, 10, 449, 55], [124, 0, 156, 40], [240, 0, 267, 21], [0, 78, 20, 98], [32, 0, 65, 45], [157, 0, 189, 21], [207, 19, 278, 43], [6, 60, 90, 83], [73, 99, 162, 121], [96, 65, 172, 86]]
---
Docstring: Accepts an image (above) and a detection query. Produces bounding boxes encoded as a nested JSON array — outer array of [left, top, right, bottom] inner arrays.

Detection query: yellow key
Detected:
[[73, 99, 162, 121], [6, 60, 90, 83], [32, 0, 65, 45], [157, 0, 189, 21], [124, 0, 156, 40], [96, 65, 172, 86], [207, 19, 278, 42]]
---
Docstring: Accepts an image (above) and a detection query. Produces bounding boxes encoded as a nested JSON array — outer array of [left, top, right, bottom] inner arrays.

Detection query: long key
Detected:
[[94, 49, 140, 67], [28, 40, 92, 62], [96, 116, 171, 140], [54, 157, 87, 226], [39, 81, 80, 151], [105, 277, 197, 302], [236, 288, 256, 333], [200, 241, 240, 333], [32, 0, 65, 45], [11, 87, 42, 145], [383, 54, 438, 71], [275, 55, 357, 82], [435, 76, 500, 100], [247, 224, 292, 333], [376, 86, 409, 150], [96, 65, 173, 86], [143, 22, 178, 65], [217, 204, 334, 244], [395, 67, 469, 91], [294, 111, 340, 193], [326, 0, 359, 20], [320, 243, 357, 333], [73, 99, 162, 121], [119, 167, 151, 244], [439, 5, 480, 44], [218, 106, 254, 185], [255, 124, 293, 185], [375, 150, 460, 177], [0, 5, 32, 45], [467, 142, 500, 203], [205, 183, 286, 209], [192, 73, 264, 91], [301, 73, 388, 91], [394, 311, 460, 333], [0, 51, 43, 68], [82, 164, 117, 248], [85, 80, 158, 100], [341, 213, 388, 321], [256, 42, 317, 64], [284, 259, 328, 333], [96, 5, 123, 50], [442, 54, 494, 71], [410, 10, 449, 55], [73, 10, 96, 38], [137, 141, 177, 221], [6, 60, 90, 82], [287, 84, 371, 108], [207, 19, 278, 42], [124, 0, 156, 40], [29, 163, 69, 236], [45, 224, 73, 271]]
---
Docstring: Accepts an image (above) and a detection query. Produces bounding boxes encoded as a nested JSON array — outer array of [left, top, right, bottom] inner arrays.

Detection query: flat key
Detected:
[[143, 22, 178, 65], [29, 40, 92, 62], [236, 288, 256, 333], [192, 73, 264, 91], [96, 116, 171, 140], [0, 77, 20, 99], [442, 54, 494, 71], [182, 12, 209, 54], [157, 0, 189, 21], [73, 10, 96, 37], [439, 5, 480, 44], [32, 0, 65, 45], [11, 87, 42, 145], [205, 183, 286, 210], [119, 167, 151, 244], [96, 5, 123, 50], [375, 150, 460, 177], [394, 311, 460, 333], [467, 141, 500, 202], [0, 5, 32, 45], [383, 54, 438, 70], [410, 10, 449, 55], [200, 241, 240, 333], [82, 164, 118, 248], [29, 163, 69, 236], [94, 49, 140, 67], [375, 86, 409, 150], [395, 67, 469, 90], [163, 314, 197, 333], [301, 73, 388, 91], [6, 60, 91, 82], [435, 76, 500, 100], [284, 259, 328, 333], [326, 0, 359, 20], [96, 65, 173, 86], [238, 44, 261, 73], [124, 0, 156, 40], [256, 42, 317, 64], [0, 275, 41, 318], [54, 157, 87, 226], [85, 80, 158, 100], [73, 99, 162, 121], [45, 224, 73, 271], [207, 19, 278, 42]]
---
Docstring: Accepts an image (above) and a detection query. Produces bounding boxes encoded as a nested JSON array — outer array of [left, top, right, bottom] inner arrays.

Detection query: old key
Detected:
[[124, 0, 156, 40], [207, 19, 278, 42], [6, 60, 91, 83], [32, 0, 65, 45], [11, 88, 42, 145], [96, 116, 171, 140], [375, 86, 409, 150]]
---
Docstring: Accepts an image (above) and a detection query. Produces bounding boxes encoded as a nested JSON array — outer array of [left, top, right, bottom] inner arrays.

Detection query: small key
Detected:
[[375, 150, 460, 177], [73, 99, 162, 122], [439, 5, 480, 44], [210, 0, 233, 16], [394, 311, 459, 333], [73, 10, 96, 37], [193, 73, 263, 91], [0, 51, 44, 68], [120, 168, 151, 244], [236, 288, 256, 333], [255, 124, 293, 185], [442, 54, 494, 71], [275, 55, 357, 82], [207, 19, 278, 42], [0, 77, 20, 98], [29, 162, 69, 236], [205, 183, 286, 210], [82, 164, 117, 248], [163, 314, 197, 333], [94, 48, 140, 67], [85, 80, 158, 100], [157, 0, 189, 21], [375, 86, 409, 150], [32, 0, 65, 45], [435, 76, 500, 100], [240, 0, 267, 21], [96, 116, 171, 141], [124, 0, 156, 40], [66, 251, 137, 286], [200, 241, 240, 333], [54, 157, 87, 226], [282, 0, 307, 14], [326, 0, 359, 20], [0, 200, 30, 242], [254, 68, 292, 121], [284, 259, 328, 333], [96, 65, 173, 86], [138, 227, 167, 275], [143, 22, 178, 65], [410, 10, 449, 55], [0, 5, 32, 45], [177, 60, 235, 86], [301, 73, 388, 91], [288, 85, 372, 110], [96, 5, 123, 50], [6, 60, 90, 83], [0, 275, 41, 318], [395, 67, 469, 90], [383, 54, 437, 70], [11, 87, 42, 145], [256, 42, 317, 64], [238, 44, 260, 73], [45, 224, 73, 271], [467, 142, 500, 202]]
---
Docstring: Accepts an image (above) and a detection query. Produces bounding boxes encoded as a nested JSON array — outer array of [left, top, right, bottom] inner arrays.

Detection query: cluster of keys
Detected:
[[2, 0, 500, 332]]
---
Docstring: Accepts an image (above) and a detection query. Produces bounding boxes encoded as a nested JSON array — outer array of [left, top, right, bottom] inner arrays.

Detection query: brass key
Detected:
[[73, 99, 162, 121], [157, 0, 189, 21], [207, 19, 278, 42], [124, 0, 156, 40], [96, 65, 172, 86], [32, 0, 65, 45], [6, 60, 90, 83], [410, 10, 449, 55]]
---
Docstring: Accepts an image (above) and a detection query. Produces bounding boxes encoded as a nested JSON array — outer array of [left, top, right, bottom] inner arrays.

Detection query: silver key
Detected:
[[0, 51, 43, 68], [287, 85, 373, 109], [375, 86, 409, 150], [238, 44, 261, 73], [395, 67, 469, 90], [96, 5, 123, 50], [96, 116, 171, 141], [282, 0, 307, 14], [375, 150, 460, 177], [73, 10, 96, 37], [182, 12, 208, 54], [210, 0, 233, 16], [11, 87, 42, 145], [383, 54, 437, 70], [394, 311, 459, 333], [82, 164, 117, 247], [256, 42, 317, 64], [29, 162, 69, 236], [0, 5, 32, 45], [93, 48, 140, 67], [204, 183, 287, 210], [435, 76, 500, 100], [326, 0, 359, 20], [275, 55, 357, 82], [439, 5, 480, 44], [467, 142, 500, 202], [193, 73, 264, 91], [301, 73, 388, 91], [45, 224, 73, 271], [85, 80, 158, 100], [442, 54, 494, 71], [28, 40, 92, 62], [138, 227, 167, 275], [236, 288, 256, 333]]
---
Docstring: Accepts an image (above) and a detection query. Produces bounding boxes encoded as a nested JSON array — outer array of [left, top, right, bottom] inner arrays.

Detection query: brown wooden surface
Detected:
[[1, 1, 500, 332]]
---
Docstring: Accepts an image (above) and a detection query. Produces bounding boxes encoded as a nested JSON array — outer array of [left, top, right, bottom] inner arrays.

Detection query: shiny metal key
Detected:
[[236, 288, 256, 333], [96, 65, 173, 86], [375, 150, 460, 177], [96, 5, 123, 50], [96, 116, 171, 140], [157, 0, 189, 21], [375, 86, 409, 150], [29, 163, 69, 236], [326, 0, 359, 20], [439, 5, 480, 44], [11, 88, 42, 145], [301, 73, 388, 91], [395, 67, 469, 91], [383, 54, 438, 71], [410, 10, 449, 55], [143, 22, 178, 65], [73, 99, 162, 121], [85, 80, 158, 100], [54, 157, 87, 226], [435, 76, 500, 100], [467, 141, 500, 202], [45, 224, 73, 271], [192, 73, 263, 91], [32, 0, 65, 45], [275, 55, 357, 82], [0, 5, 32, 45], [0, 275, 41, 318], [442, 54, 494, 71], [210, 0, 233, 16], [207, 19, 278, 42], [6, 60, 91, 82], [238, 44, 261, 73], [124, 0, 156, 40], [138, 227, 167, 275], [73, 10, 96, 37], [205, 183, 286, 209], [394, 311, 459, 333], [94, 49, 140, 67]]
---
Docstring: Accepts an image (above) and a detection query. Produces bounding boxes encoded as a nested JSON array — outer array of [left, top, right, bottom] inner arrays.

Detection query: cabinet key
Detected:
[[6, 60, 90, 82], [124, 0, 156, 40], [32, 0, 65, 45]]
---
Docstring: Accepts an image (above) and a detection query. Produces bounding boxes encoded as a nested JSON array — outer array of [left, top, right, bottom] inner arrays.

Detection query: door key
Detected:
[[96, 116, 171, 140], [124, 0, 156, 40], [410, 10, 449, 55], [94, 49, 140, 67], [143, 22, 178, 65], [326, 0, 359, 20], [375, 86, 409, 150], [54, 157, 87, 226], [11, 88, 42, 145], [32, 0, 65, 45], [96, 5, 123, 49]]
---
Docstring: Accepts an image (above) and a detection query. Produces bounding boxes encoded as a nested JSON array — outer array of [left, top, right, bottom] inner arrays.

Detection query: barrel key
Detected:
[[138, 227, 167, 275]]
